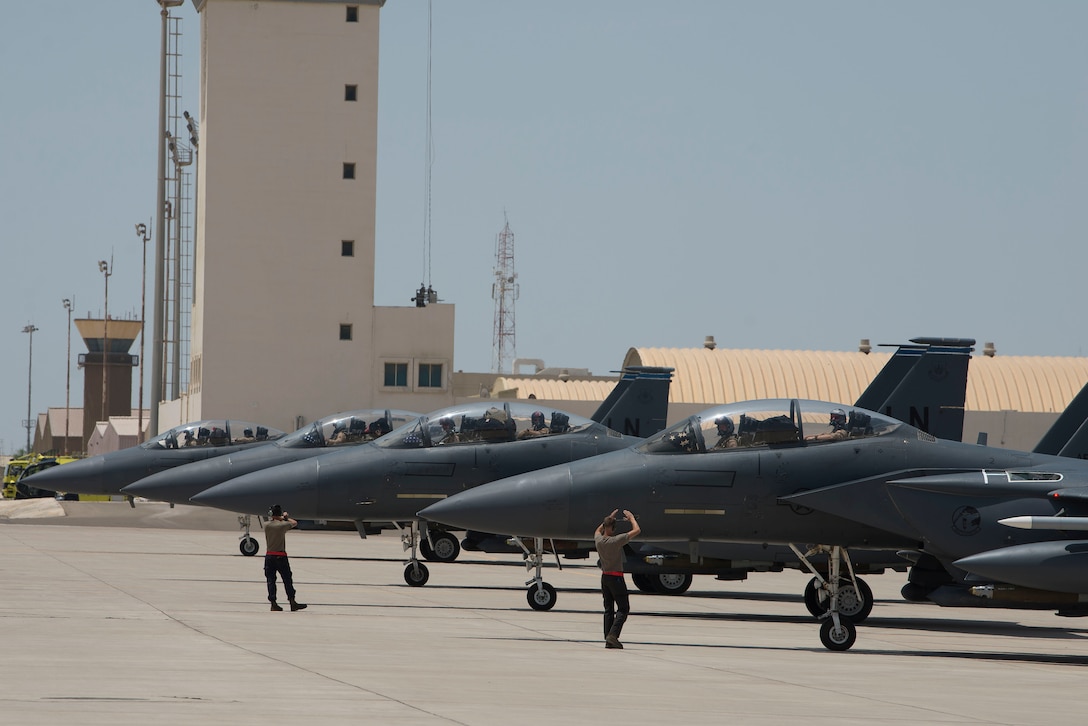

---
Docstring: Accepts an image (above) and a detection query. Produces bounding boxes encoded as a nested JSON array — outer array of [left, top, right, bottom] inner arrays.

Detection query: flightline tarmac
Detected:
[[2, 501, 1087, 725]]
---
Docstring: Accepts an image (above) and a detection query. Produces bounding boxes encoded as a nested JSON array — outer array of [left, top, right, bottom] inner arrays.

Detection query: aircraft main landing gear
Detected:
[[790, 543, 866, 651], [420, 531, 461, 563]]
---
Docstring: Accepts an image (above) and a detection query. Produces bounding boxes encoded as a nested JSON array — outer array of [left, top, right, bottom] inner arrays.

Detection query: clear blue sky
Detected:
[[2, 1, 1087, 455]]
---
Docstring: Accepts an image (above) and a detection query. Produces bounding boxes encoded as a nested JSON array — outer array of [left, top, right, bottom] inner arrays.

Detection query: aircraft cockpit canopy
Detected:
[[144, 420, 287, 450], [376, 402, 593, 449], [637, 399, 902, 455], [276, 409, 420, 449]]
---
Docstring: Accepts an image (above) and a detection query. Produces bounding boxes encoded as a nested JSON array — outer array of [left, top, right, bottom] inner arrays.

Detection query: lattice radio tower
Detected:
[[491, 217, 518, 373]]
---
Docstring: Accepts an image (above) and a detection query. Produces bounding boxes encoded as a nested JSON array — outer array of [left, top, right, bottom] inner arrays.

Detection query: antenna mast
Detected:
[[491, 217, 518, 373]]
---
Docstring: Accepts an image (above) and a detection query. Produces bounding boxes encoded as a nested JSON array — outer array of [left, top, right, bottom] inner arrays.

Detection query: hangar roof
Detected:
[[491, 347, 1088, 414]]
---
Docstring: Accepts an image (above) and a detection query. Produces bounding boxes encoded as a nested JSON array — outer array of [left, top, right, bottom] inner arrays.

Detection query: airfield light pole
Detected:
[[98, 257, 113, 426], [22, 324, 38, 453], [62, 298, 74, 455], [135, 222, 150, 443]]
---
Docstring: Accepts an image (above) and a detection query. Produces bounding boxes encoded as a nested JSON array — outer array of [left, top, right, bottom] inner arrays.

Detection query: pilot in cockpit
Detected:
[[436, 417, 460, 444], [517, 411, 550, 440], [712, 415, 739, 449], [805, 408, 850, 442]]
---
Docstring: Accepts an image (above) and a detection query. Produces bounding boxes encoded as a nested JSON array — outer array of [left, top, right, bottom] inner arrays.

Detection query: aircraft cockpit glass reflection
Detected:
[[637, 399, 902, 455], [145, 420, 287, 450], [376, 402, 594, 450], [276, 409, 418, 450]]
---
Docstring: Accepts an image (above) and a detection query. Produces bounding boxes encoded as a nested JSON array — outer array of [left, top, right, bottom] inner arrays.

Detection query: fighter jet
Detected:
[[465, 337, 974, 603], [120, 408, 420, 553], [20, 419, 287, 500], [420, 397, 1088, 651], [191, 366, 674, 590]]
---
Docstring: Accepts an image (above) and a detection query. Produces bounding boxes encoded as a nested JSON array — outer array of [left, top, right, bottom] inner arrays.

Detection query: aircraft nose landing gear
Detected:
[[819, 614, 857, 651]]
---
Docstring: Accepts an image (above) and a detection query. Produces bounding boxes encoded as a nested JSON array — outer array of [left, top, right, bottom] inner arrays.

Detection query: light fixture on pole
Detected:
[[62, 298, 74, 455], [98, 257, 113, 426], [22, 324, 38, 453], [135, 222, 151, 443]]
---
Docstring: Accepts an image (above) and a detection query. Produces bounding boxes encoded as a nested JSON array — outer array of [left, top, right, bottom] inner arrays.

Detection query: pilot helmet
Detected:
[[829, 408, 847, 429], [439, 417, 455, 430], [531, 411, 545, 428], [715, 415, 734, 436]]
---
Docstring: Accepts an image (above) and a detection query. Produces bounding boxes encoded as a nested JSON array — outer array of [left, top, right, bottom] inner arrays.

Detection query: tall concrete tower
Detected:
[[174, 0, 455, 434]]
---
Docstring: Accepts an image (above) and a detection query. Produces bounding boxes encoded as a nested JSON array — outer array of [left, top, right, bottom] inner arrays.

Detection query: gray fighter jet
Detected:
[[420, 397, 1088, 650], [21, 419, 287, 500], [464, 337, 974, 601], [191, 366, 674, 591], [120, 408, 420, 553]]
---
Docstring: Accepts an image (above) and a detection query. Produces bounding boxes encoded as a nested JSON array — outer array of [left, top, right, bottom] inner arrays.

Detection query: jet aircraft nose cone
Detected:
[[421, 464, 574, 539], [191, 458, 319, 516], [22, 456, 105, 495], [122, 456, 233, 505]]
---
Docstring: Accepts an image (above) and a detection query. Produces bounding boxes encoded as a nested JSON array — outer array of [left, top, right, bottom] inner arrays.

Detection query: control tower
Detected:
[[75, 318, 141, 448]]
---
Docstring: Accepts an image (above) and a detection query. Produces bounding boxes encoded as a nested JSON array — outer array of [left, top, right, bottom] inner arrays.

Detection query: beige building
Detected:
[[487, 345, 1088, 452], [164, 0, 454, 435]]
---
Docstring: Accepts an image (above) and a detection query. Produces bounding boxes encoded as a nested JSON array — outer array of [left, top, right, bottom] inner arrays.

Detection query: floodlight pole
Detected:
[[22, 324, 38, 453], [135, 222, 151, 443], [62, 298, 74, 455]]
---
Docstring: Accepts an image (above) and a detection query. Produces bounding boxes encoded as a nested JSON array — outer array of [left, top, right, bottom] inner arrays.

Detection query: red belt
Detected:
[[602, 571, 624, 577], [266, 551, 288, 556]]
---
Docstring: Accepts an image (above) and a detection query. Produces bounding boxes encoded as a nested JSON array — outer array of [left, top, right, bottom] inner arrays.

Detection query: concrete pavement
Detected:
[[2, 502, 1088, 725]]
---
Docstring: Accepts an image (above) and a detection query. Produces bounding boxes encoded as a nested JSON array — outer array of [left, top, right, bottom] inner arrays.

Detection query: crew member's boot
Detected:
[[270, 601, 284, 612], [290, 600, 307, 611]]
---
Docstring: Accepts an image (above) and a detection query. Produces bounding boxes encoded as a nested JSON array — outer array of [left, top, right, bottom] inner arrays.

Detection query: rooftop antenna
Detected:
[[491, 215, 518, 373], [414, 0, 438, 307]]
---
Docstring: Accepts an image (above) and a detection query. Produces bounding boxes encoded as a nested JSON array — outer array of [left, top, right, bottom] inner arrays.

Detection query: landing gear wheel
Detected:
[[421, 532, 460, 563], [804, 577, 872, 623], [404, 562, 430, 587], [836, 578, 873, 623], [803, 577, 824, 618], [239, 537, 260, 557], [819, 616, 857, 651], [526, 582, 557, 611], [653, 573, 693, 595], [631, 573, 656, 593]]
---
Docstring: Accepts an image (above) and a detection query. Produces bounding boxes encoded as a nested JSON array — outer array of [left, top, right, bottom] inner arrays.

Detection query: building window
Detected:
[[341, 240, 354, 257], [345, 84, 357, 102], [384, 362, 408, 387], [346, 6, 359, 22], [339, 324, 352, 341], [418, 363, 443, 388], [343, 163, 356, 179]]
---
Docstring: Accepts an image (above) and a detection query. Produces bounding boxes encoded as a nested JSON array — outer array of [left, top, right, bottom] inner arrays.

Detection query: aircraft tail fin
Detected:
[[863, 338, 973, 442], [1034, 381, 1088, 456], [590, 366, 673, 438], [852, 343, 928, 412]]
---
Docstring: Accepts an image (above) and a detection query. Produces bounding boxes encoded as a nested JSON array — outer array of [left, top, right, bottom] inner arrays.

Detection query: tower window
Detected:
[[339, 324, 352, 341], [384, 362, 408, 387], [341, 240, 354, 257], [346, 6, 359, 22], [418, 363, 443, 388], [343, 163, 356, 179], [345, 84, 357, 102]]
